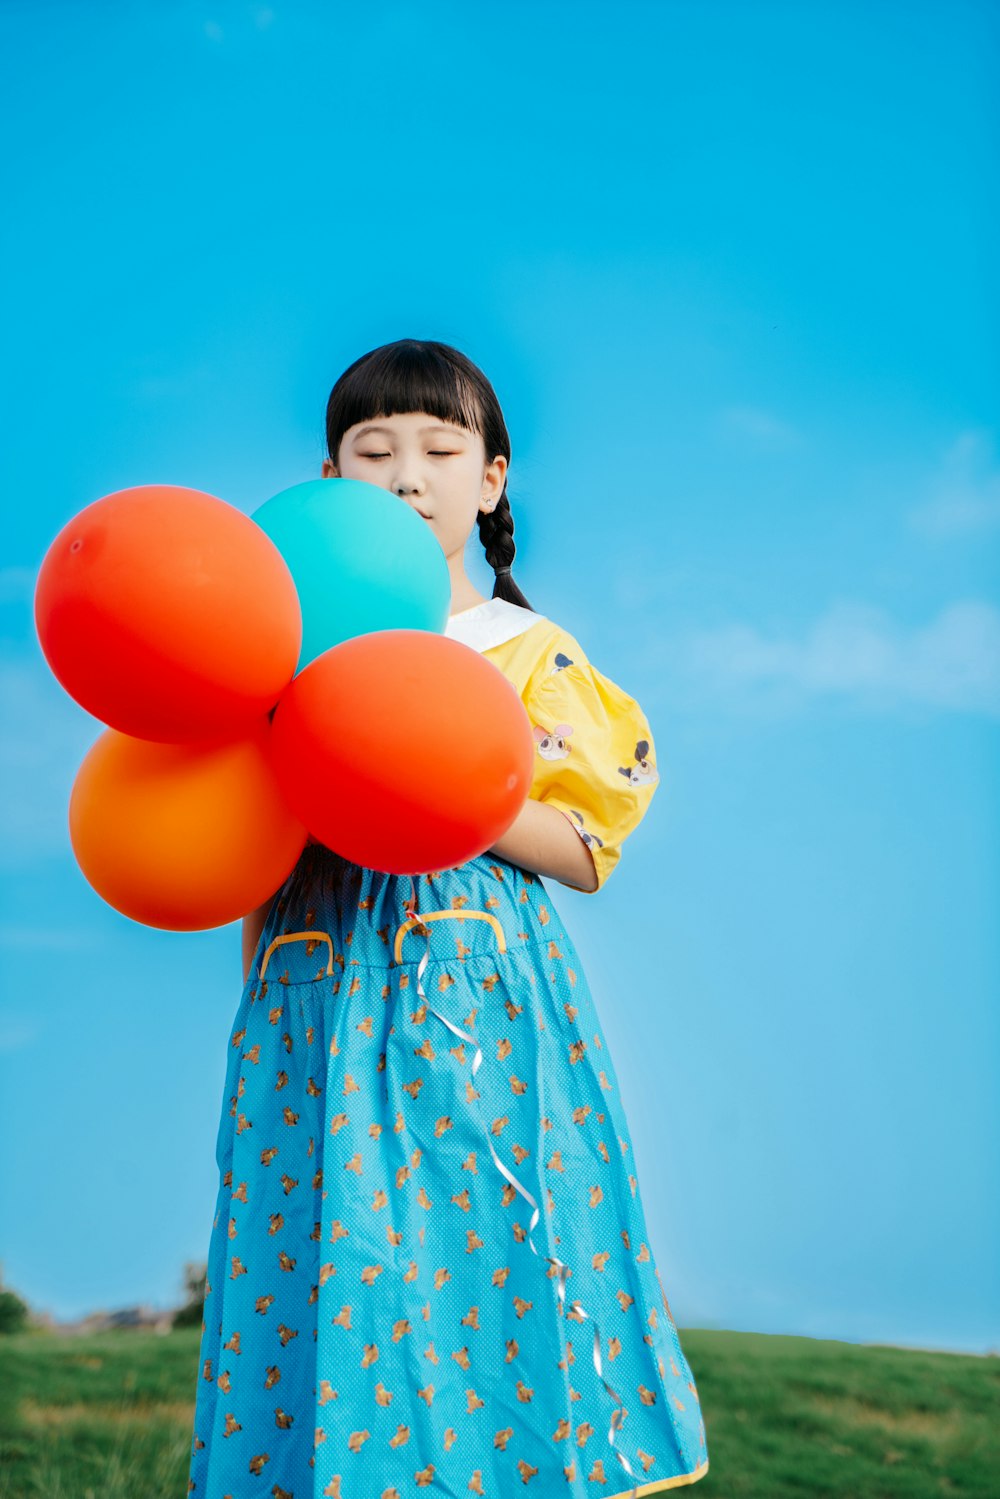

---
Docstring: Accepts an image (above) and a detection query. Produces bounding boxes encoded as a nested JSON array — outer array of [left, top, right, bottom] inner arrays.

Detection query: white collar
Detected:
[[445, 596, 548, 654]]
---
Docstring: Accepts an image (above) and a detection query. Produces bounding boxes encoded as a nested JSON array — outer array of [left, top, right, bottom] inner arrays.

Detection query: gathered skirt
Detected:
[[187, 845, 708, 1497]]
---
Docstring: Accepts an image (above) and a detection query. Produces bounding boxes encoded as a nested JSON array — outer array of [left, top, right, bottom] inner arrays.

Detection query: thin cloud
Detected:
[[908, 430, 1000, 536], [0, 1019, 42, 1055], [720, 405, 802, 448], [0, 656, 101, 868], [133, 361, 215, 402], [659, 599, 1000, 718], [202, 6, 273, 43], [0, 925, 100, 951], [0, 566, 36, 604]]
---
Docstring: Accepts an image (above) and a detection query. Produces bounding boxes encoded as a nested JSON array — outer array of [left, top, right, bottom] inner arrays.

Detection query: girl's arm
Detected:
[[242, 892, 279, 984], [487, 798, 598, 893]]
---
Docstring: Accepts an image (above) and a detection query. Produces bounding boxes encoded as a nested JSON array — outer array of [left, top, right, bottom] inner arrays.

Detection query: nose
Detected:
[[392, 457, 424, 493]]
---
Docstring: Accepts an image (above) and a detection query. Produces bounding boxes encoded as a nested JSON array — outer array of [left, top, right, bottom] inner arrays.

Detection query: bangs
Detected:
[[328, 342, 484, 453]]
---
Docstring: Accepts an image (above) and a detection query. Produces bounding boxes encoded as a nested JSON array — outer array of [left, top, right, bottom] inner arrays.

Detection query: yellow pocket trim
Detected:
[[259, 930, 335, 982], [392, 909, 507, 965]]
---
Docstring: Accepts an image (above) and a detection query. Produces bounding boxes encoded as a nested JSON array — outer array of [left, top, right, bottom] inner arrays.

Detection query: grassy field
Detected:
[[0, 1325, 996, 1498]]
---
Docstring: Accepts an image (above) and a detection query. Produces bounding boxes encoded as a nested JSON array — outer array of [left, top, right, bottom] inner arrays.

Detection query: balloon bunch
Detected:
[[35, 479, 535, 932]]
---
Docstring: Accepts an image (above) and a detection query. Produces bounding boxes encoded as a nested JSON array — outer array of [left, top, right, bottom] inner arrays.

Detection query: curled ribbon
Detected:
[[403, 887, 639, 1493]]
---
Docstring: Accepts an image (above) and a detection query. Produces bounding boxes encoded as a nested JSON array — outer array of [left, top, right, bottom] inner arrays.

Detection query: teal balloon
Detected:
[[252, 478, 451, 670]]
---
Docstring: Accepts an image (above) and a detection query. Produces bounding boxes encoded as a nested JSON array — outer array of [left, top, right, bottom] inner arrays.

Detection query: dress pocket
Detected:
[[257, 929, 336, 986], [391, 906, 508, 965]]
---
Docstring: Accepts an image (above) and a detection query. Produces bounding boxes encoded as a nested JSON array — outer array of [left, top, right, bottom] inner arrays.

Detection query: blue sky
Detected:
[[1, 0, 997, 1356]]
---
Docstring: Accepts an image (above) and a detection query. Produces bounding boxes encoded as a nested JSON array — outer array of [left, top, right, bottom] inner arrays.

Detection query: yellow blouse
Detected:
[[446, 600, 660, 892]]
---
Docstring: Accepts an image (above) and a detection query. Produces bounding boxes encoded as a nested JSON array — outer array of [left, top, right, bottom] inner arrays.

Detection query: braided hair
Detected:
[[324, 338, 534, 611]]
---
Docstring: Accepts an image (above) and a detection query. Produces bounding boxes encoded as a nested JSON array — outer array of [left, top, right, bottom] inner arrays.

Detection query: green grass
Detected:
[[0, 1326, 996, 1497], [681, 1328, 1000, 1498], [0, 1328, 198, 1499]]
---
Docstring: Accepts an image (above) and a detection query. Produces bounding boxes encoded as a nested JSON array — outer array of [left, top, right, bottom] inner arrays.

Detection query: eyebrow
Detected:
[[351, 424, 469, 441]]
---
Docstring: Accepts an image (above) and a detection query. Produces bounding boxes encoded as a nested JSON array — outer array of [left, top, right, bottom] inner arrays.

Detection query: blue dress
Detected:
[[188, 601, 709, 1498]]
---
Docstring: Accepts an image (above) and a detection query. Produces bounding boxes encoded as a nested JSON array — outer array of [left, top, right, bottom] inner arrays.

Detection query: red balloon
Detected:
[[69, 719, 307, 931], [35, 484, 301, 741], [268, 630, 535, 874]]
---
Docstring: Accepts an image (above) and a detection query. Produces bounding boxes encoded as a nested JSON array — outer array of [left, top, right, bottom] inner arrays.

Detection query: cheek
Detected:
[[347, 461, 393, 491]]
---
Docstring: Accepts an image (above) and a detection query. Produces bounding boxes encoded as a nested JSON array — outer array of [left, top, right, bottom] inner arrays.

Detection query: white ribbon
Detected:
[[404, 897, 638, 1493]]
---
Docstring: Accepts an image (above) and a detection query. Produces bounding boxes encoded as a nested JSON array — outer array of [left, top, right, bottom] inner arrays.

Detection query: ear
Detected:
[[322, 458, 338, 478], [480, 454, 507, 510]]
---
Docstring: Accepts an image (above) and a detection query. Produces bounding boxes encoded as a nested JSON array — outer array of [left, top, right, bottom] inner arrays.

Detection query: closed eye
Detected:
[[360, 451, 456, 458]]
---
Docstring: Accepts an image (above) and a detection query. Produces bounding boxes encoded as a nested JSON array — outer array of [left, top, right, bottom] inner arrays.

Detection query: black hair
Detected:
[[324, 338, 534, 611]]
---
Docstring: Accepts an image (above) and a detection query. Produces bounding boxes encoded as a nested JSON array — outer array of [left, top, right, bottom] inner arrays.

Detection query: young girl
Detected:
[[188, 339, 709, 1497]]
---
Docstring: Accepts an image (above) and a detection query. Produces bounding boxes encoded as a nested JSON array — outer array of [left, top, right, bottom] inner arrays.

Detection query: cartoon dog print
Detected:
[[566, 808, 604, 853], [533, 722, 574, 761], [619, 739, 659, 788]]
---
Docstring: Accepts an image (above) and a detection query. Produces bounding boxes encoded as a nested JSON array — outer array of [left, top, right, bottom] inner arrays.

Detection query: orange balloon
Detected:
[[69, 720, 307, 931], [35, 484, 301, 741], [268, 630, 535, 875]]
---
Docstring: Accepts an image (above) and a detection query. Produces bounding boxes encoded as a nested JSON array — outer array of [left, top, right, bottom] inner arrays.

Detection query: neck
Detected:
[[447, 555, 490, 614]]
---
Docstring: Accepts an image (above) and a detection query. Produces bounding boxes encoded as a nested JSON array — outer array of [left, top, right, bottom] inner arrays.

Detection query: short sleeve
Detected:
[[524, 628, 661, 892]]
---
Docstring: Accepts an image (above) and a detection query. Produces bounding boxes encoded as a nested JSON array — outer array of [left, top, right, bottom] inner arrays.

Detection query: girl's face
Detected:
[[322, 411, 507, 564]]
